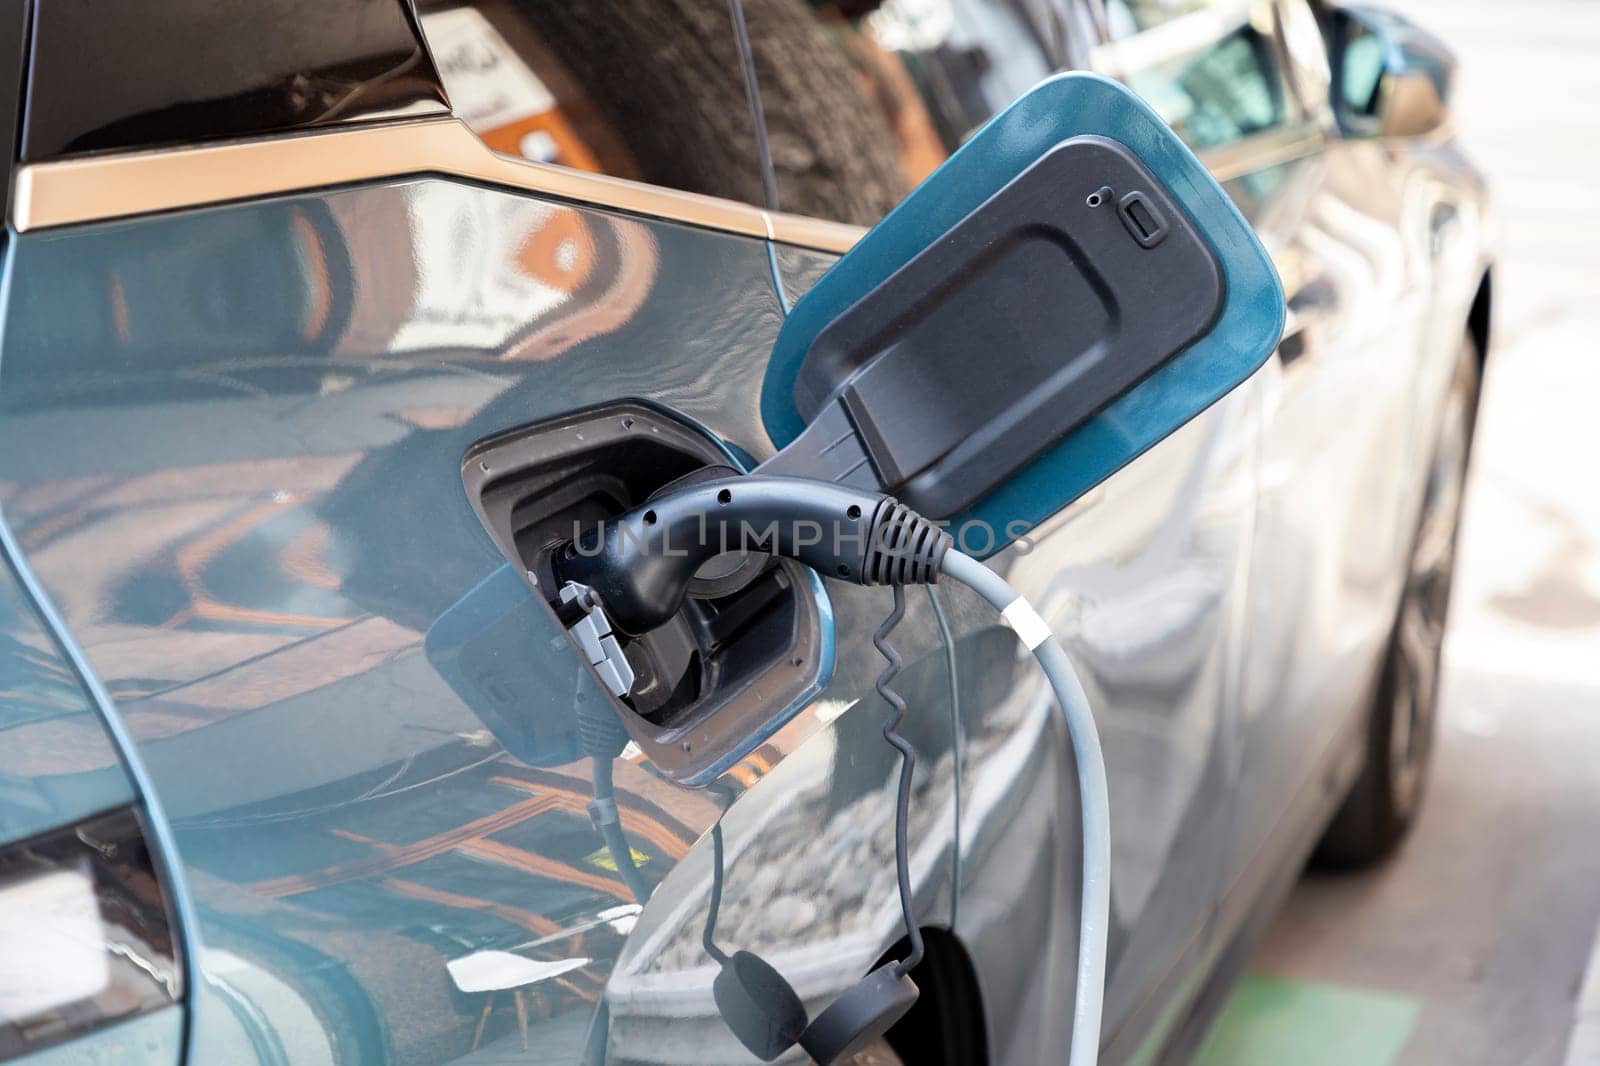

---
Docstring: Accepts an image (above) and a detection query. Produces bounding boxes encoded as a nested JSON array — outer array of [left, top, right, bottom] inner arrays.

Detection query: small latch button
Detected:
[[1118, 190, 1169, 248]]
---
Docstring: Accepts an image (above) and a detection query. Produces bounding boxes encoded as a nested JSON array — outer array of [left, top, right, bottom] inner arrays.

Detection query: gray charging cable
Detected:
[[940, 550, 1109, 1066]]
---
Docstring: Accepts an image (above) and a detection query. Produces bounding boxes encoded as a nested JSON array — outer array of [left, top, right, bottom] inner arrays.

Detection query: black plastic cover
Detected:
[[798, 963, 919, 1065], [791, 135, 1224, 518], [0, 0, 25, 224], [21, 0, 448, 160]]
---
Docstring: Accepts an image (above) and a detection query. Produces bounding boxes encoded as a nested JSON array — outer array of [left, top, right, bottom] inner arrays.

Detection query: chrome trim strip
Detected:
[[10, 110, 1319, 254], [1198, 125, 1325, 183], [768, 211, 867, 253], [11, 116, 866, 254]]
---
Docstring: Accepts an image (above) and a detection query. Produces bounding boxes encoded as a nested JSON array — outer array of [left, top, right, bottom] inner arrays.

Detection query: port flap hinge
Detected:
[[560, 581, 636, 698]]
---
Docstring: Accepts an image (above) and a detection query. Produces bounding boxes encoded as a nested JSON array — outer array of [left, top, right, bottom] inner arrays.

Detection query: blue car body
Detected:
[[0, 0, 1492, 1062]]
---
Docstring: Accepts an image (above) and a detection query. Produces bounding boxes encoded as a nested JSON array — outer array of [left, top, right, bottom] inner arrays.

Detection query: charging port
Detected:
[[456, 403, 829, 783]]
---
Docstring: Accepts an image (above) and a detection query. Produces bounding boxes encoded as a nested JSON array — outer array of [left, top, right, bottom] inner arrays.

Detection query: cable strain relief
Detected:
[[861, 499, 951, 586], [577, 698, 630, 759]]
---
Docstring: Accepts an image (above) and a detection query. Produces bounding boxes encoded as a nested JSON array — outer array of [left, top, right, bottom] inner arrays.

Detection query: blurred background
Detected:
[[1205, 2, 1600, 1064]]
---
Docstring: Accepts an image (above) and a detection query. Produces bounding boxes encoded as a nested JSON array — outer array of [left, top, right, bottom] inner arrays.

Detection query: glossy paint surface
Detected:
[[951, 370, 1258, 1060], [0, 181, 959, 1063], [1220, 135, 1491, 940], [0, 535, 134, 842]]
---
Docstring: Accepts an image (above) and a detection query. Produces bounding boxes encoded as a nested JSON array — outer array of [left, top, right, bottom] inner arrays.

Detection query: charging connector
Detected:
[[553, 476, 1108, 1066], [555, 477, 949, 636]]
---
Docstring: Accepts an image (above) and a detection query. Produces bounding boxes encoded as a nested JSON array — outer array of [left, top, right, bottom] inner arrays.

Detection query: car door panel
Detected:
[[950, 374, 1257, 1062], [1220, 147, 1394, 914], [1223, 135, 1479, 926], [0, 176, 962, 1062]]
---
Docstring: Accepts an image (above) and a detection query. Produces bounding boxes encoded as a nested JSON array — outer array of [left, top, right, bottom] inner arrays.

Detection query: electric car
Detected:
[[0, 0, 1491, 1063]]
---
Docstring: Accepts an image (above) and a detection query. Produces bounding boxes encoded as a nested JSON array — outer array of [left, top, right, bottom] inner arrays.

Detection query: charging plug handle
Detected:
[[556, 476, 949, 636]]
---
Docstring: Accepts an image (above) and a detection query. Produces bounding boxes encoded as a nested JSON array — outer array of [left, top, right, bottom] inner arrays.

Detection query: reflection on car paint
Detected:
[[0, 177, 960, 1063], [0, 542, 136, 841]]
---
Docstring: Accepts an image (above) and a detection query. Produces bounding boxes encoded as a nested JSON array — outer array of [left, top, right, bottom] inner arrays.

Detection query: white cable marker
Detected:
[[1001, 597, 1052, 651]]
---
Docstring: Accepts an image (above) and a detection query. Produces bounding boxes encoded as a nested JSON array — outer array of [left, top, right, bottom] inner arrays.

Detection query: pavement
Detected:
[[1199, 2, 1600, 1064]]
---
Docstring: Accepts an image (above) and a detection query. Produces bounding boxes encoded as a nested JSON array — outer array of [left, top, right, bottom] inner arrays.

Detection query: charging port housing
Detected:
[[451, 402, 831, 783]]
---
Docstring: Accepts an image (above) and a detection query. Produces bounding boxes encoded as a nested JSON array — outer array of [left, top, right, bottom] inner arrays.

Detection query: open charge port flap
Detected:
[[452, 402, 829, 784]]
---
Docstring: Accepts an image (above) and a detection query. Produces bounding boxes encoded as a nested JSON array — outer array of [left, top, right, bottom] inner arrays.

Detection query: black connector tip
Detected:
[[798, 963, 919, 1065]]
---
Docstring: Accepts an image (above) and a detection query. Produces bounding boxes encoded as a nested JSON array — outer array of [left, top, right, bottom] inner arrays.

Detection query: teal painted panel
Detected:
[[0, 540, 135, 843], [762, 72, 1284, 553]]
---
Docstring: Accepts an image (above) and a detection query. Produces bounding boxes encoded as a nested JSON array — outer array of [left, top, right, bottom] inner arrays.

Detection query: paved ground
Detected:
[[1203, 3, 1600, 1064]]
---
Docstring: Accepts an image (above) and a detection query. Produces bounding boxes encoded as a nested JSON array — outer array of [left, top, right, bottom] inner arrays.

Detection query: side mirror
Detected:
[[758, 73, 1284, 555], [1331, 7, 1455, 139]]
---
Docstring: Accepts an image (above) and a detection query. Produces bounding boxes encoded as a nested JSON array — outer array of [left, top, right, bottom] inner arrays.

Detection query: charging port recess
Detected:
[[440, 402, 832, 784]]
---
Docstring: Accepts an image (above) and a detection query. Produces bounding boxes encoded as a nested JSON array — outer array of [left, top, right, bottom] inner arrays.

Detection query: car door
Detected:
[[1003, 2, 1275, 1053], [1088, 1, 1433, 1042], [1201, 0, 1380, 941], [1090, 0, 1360, 962], [1216, 0, 1492, 935], [0, 2, 968, 1063]]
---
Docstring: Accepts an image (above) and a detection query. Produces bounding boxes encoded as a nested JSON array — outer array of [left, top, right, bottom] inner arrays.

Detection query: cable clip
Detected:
[[1001, 597, 1052, 651], [587, 795, 620, 831]]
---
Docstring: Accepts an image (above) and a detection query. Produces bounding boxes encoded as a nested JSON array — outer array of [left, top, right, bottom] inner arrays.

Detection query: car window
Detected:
[[416, 1, 768, 205], [1098, 0, 1291, 152], [1335, 15, 1386, 118]]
